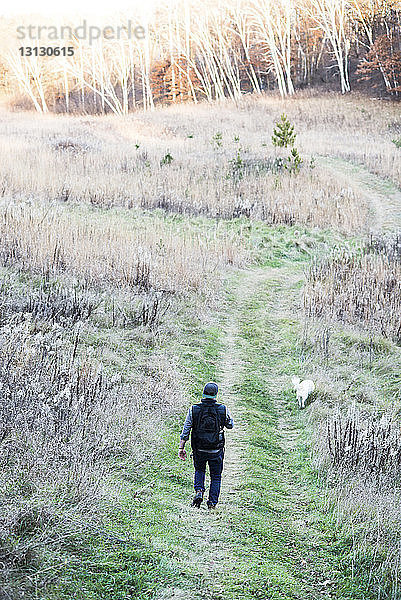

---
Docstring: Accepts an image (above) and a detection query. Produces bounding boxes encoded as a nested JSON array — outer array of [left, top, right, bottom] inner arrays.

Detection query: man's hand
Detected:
[[178, 448, 187, 460]]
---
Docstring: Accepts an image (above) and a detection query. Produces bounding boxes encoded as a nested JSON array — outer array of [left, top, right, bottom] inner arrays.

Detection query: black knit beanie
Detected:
[[202, 382, 218, 399]]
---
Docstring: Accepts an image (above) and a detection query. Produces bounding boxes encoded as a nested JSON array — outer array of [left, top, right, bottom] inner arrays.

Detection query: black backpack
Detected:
[[191, 403, 225, 451]]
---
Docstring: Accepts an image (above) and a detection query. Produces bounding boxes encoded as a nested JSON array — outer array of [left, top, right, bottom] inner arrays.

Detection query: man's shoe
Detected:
[[207, 501, 217, 510], [192, 490, 203, 508]]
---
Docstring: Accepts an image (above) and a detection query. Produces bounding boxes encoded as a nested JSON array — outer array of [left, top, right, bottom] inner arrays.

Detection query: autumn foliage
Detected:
[[1, 0, 400, 113]]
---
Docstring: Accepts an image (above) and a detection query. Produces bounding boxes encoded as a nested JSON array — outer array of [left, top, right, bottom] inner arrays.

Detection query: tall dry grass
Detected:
[[274, 93, 401, 187], [304, 234, 401, 343], [311, 404, 401, 598], [303, 229, 401, 597], [0, 164, 248, 596], [0, 201, 247, 294], [330, 478, 401, 599], [320, 408, 401, 477], [3, 92, 395, 232], [0, 270, 186, 594], [0, 186, 249, 595]]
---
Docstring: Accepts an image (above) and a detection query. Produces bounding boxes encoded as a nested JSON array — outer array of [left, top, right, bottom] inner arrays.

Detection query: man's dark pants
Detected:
[[193, 449, 224, 505]]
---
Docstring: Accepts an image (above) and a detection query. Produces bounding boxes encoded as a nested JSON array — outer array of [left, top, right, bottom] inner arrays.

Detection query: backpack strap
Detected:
[[216, 403, 226, 429], [191, 403, 203, 430]]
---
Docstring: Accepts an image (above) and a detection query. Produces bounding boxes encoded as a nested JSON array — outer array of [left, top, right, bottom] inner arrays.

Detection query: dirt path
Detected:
[[261, 268, 305, 454], [153, 261, 371, 599], [318, 155, 401, 232], [152, 156, 398, 600], [218, 268, 268, 502], [155, 269, 266, 600]]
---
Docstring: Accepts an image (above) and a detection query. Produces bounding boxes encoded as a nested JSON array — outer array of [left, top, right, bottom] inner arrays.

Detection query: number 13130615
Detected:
[[19, 47, 74, 57]]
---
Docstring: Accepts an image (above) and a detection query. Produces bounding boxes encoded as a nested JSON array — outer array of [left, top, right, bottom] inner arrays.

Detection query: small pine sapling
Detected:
[[228, 147, 244, 181], [272, 114, 296, 148], [160, 151, 174, 166], [285, 147, 303, 174], [212, 131, 223, 149], [272, 114, 303, 175]]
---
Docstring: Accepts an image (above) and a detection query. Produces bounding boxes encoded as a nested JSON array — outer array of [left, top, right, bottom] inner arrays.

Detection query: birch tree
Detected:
[[250, 0, 295, 97], [307, 0, 351, 92]]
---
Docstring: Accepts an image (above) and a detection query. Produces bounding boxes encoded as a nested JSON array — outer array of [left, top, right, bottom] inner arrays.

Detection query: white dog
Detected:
[[292, 376, 315, 409]]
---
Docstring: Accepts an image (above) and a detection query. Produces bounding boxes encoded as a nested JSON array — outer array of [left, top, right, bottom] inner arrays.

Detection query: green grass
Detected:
[[4, 216, 397, 599], [41, 318, 225, 600], [220, 271, 377, 599], [318, 155, 399, 195], [53, 249, 380, 600]]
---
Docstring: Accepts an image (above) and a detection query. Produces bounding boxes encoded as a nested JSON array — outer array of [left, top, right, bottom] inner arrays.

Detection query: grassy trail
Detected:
[[53, 255, 378, 600], [150, 263, 374, 600], [317, 155, 401, 232]]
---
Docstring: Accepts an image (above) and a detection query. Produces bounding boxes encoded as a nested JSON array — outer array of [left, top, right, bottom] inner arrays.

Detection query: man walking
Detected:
[[178, 382, 234, 509]]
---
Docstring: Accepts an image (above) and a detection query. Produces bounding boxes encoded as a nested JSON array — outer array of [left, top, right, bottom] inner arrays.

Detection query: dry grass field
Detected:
[[4, 92, 399, 230], [0, 201, 247, 291], [305, 235, 401, 342], [0, 92, 400, 599]]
